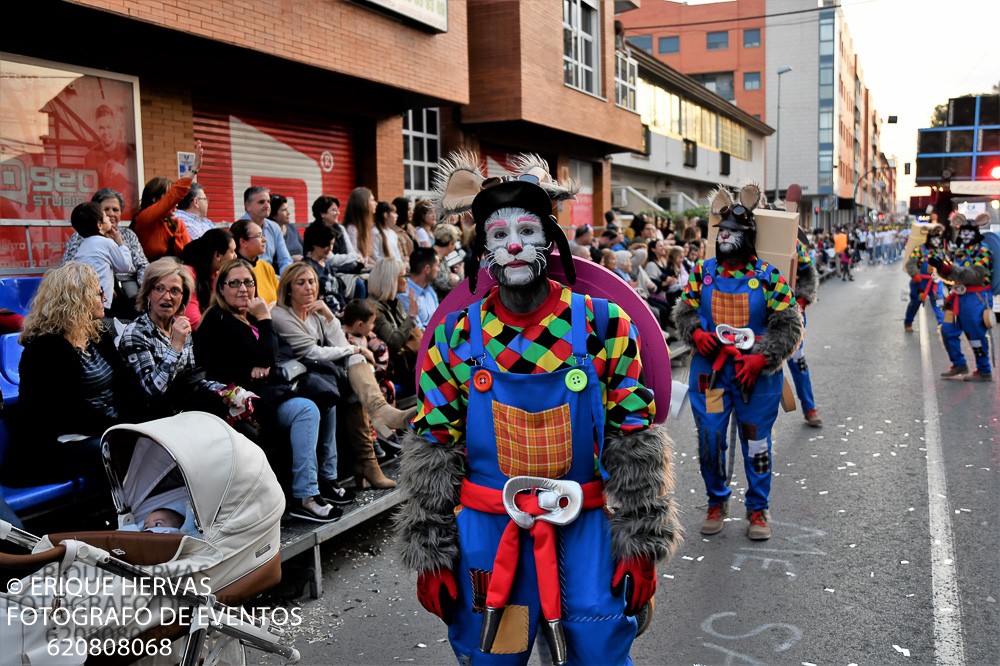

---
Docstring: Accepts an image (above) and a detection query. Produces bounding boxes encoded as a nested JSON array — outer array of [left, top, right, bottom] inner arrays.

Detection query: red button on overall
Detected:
[[473, 369, 493, 392]]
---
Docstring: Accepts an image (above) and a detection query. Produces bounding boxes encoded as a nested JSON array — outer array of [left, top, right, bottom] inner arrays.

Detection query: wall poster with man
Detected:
[[0, 55, 141, 272]]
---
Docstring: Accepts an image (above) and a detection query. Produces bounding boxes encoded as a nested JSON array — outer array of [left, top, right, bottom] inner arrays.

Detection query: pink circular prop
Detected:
[[417, 256, 672, 423]]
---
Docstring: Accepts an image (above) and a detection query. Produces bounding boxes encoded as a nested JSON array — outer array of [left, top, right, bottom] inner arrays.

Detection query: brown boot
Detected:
[[343, 401, 397, 490], [348, 363, 417, 437]]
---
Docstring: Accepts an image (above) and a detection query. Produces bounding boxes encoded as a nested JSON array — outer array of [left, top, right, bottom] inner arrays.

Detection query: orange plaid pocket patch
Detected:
[[711, 291, 751, 328], [492, 400, 573, 478]]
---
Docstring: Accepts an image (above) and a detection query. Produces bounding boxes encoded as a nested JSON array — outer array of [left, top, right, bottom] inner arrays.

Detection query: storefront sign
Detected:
[[0, 54, 142, 274], [361, 0, 448, 32]]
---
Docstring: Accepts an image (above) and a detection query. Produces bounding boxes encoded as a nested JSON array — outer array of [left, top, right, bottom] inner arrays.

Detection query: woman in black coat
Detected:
[[2, 263, 140, 489]]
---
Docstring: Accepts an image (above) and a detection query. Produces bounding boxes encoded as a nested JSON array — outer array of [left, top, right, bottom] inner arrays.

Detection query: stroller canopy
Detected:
[[102, 412, 284, 586]]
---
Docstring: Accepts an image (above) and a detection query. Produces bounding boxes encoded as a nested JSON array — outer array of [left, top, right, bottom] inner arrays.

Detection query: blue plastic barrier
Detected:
[[1, 334, 22, 385], [0, 276, 42, 315]]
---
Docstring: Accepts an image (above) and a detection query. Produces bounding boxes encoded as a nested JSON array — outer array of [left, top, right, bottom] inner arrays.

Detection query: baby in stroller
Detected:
[[0, 412, 299, 665]]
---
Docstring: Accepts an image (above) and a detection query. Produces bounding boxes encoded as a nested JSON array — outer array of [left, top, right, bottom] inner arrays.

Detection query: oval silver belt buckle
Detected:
[[501, 476, 584, 529]]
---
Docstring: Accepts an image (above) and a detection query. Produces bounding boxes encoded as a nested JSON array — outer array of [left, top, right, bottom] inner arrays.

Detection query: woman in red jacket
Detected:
[[132, 140, 203, 260]]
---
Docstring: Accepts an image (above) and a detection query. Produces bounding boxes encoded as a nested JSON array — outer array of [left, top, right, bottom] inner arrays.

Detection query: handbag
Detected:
[[277, 358, 340, 408]]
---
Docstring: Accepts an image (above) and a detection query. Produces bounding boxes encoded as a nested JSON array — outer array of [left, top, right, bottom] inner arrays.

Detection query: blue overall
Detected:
[[941, 247, 993, 375], [785, 310, 815, 413], [447, 294, 636, 665], [904, 249, 945, 327], [687, 259, 784, 512]]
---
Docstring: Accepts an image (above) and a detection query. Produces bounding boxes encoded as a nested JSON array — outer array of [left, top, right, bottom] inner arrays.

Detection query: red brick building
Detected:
[[1, 0, 642, 274], [617, 0, 767, 121]]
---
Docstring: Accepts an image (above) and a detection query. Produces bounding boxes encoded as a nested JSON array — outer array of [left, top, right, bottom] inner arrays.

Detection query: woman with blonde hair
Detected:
[[3, 263, 139, 489], [367, 257, 421, 396], [271, 262, 415, 488]]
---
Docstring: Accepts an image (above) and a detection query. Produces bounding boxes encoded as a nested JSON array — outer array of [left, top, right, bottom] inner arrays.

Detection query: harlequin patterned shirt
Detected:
[[412, 280, 654, 446], [681, 257, 796, 312], [953, 245, 992, 287], [796, 241, 813, 269]]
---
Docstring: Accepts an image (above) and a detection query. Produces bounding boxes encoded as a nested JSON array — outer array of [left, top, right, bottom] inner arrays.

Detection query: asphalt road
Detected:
[[260, 261, 999, 666]]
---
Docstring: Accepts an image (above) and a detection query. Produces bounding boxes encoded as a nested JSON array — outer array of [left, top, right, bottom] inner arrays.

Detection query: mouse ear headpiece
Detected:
[[434, 151, 486, 217], [737, 181, 766, 211], [950, 213, 967, 229]]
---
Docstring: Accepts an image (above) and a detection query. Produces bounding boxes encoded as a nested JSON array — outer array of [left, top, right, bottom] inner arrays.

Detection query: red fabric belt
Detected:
[[946, 285, 989, 316], [459, 478, 606, 622]]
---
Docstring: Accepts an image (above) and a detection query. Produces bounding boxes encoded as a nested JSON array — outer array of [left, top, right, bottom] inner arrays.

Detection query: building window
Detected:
[[720, 151, 731, 176], [630, 35, 652, 53], [744, 72, 761, 91], [615, 50, 638, 111], [658, 36, 679, 54], [690, 72, 734, 101], [706, 31, 729, 51], [403, 108, 439, 199], [683, 139, 697, 168], [563, 0, 601, 95], [744, 29, 761, 48]]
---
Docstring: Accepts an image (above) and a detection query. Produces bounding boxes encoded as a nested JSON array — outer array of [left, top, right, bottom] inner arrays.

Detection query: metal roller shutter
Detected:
[[194, 102, 356, 225]]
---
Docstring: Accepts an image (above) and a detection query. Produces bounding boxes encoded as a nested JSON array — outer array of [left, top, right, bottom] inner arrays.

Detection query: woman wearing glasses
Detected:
[[195, 259, 345, 522], [118, 258, 247, 426], [2, 263, 140, 495]]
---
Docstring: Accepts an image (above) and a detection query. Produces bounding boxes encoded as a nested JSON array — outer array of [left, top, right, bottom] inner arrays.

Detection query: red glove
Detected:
[[797, 297, 810, 311], [735, 353, 767, 389], [911, 275, 922, 283], [417, 569, 457, 624], [612, 556, 657, 616], [691, 328, 720, 357]]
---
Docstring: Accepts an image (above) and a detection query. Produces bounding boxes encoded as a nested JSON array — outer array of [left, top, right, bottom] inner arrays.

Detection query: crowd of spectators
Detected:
[[0, 144, 445, 524], [10, 138, 905, 527]]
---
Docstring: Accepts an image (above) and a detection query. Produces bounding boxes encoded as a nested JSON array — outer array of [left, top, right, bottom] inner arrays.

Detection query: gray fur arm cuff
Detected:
[[795, 264, 819, 304], [672, 301, 701, 345], [601, 424, 682, 563], [950, 263, 988, 286], [395, 430, 465, 573], [754, 306, 802, 372], [904, 256, 919, 278]]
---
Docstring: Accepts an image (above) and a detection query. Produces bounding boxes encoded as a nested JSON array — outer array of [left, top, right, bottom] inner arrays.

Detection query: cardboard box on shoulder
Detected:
[[705, 208, 800, 289]]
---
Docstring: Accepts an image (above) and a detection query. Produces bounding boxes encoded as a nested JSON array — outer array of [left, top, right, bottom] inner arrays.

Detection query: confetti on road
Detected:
[[900, 560, 910, 565], [892, 645, 911, 657]]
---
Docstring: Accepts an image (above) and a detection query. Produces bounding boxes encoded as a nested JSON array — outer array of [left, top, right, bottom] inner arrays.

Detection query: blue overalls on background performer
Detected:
[[931, 213, 994, 382], [395, 152, 680, 665], [786, 238, 822, 427], [673, 183, 802, 541], [903, 223, 946, 333]]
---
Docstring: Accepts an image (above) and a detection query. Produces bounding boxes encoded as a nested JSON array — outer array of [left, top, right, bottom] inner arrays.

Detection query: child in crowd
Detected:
[[342, 299, 394, 406], [70, 201, 135, 316]]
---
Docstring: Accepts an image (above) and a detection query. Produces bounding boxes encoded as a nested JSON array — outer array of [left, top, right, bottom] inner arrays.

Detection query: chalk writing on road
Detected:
[[731, 521, 826, 577], [700, 611, 804, 665]]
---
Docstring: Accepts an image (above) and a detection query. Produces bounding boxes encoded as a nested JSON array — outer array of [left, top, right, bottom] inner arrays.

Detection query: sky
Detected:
[[836, 0, 998, 202]]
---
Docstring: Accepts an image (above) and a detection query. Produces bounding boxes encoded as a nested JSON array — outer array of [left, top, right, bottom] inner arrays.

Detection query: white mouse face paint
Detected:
[[484, 207, 550, 286], [717, 227, 745, 255], [958, 228, 977, 246]]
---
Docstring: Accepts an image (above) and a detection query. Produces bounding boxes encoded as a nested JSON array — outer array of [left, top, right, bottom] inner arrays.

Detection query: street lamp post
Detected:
[[774, 66, 793, 201]]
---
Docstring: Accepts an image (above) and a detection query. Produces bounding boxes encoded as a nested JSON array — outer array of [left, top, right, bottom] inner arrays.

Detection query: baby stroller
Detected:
[[0, 412, 299, 665]]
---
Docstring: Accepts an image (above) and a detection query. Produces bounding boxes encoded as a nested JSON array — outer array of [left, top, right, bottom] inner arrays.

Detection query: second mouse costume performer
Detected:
[[673, 184, 802, 540]]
